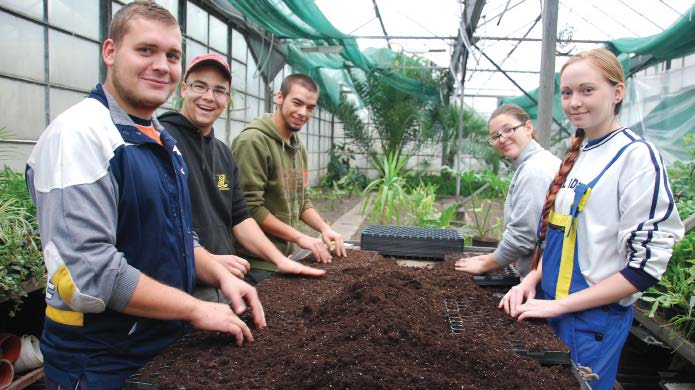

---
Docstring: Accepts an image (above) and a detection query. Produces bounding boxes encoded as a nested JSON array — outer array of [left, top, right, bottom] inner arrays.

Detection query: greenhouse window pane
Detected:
[[246, 95, 259, 122], [49, 30, 100, 90], [50, 88, 87, 122], [0, 78, 46, 140], [231, 29, 247, 63], [186, 2, 207, 44], [185, 39, 207, 67], [112, 1, 121, 16], [213, 117, 227, 144], [230, 92, 245, 121], [230, 120, 245, 140], [209, 15, 228, 54], [231, 60, 246, 93], [0, 0, 43, 19], [49, 0, 100, 40], [0, 12, 45, 81], [246, 54, 260, 97], [155, 0, 178, 20]]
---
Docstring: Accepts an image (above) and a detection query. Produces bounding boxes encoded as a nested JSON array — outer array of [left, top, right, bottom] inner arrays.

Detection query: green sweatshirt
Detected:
[[231, 113, 314, 271]]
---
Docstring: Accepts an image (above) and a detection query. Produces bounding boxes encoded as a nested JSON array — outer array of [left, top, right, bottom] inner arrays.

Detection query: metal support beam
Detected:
[[371, 0, 391, 49], [473, 36, 606, 44], [473, 44, 568, 134], [354, 35, 458, 40], [537, 0, 559, 148]]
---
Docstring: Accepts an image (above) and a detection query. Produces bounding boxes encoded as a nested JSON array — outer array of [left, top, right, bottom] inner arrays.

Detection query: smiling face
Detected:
[[273, 84, 318, 140], [560, 60, 624, 139], [180, 66, 230, 136], [488, 113, 534, 161], [102, 17, 182, 119]]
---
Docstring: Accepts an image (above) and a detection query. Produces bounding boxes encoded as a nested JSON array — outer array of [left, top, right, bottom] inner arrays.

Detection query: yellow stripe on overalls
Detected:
[[550, 188, 592, 299], [45, 265, 84, 326]]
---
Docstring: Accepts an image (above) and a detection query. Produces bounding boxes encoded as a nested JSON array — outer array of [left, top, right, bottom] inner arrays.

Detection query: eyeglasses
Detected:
[[488, 123, 524, 145], [186, 81, 230, 98]]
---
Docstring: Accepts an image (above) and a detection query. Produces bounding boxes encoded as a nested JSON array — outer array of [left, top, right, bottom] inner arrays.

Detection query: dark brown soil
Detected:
[[132, 250, 577, 389]]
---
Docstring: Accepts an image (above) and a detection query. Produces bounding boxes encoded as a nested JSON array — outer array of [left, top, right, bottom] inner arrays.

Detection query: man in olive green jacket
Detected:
[[232, 74, 346, 284]]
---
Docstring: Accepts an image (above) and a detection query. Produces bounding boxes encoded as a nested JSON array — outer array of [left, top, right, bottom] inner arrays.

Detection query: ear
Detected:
[[102, 39, 116, 66], [179, 80, 188, 97], [614, 82, 625, 105], [524, 119, 535, 136], [275, 91, 284, 106]]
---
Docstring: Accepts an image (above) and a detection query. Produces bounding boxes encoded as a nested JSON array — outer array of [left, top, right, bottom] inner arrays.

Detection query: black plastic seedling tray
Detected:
[[473, 265, 520, 286], [361, 225, 463, 260]]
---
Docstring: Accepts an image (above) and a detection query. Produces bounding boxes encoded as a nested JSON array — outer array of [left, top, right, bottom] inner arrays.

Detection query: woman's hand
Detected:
[[499, 269, 540, 317]]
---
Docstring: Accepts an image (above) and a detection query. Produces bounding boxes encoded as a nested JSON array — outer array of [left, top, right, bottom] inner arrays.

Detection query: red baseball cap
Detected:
[[183, 53, 232, 83]]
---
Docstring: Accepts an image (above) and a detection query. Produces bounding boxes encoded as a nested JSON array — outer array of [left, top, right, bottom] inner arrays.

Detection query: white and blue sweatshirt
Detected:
[[552, 128, 684, 306], [26, 84, 196, 389]]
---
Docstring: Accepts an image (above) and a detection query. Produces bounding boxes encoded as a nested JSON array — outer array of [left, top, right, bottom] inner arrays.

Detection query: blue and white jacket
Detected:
[[26, 84, 196, 389]]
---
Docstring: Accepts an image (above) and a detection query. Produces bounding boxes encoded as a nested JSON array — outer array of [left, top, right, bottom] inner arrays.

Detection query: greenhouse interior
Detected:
[[1, 0, 695, 389]]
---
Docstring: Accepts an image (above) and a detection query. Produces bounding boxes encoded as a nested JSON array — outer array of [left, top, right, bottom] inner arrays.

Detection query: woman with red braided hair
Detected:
[[499, 48, 684, 390]]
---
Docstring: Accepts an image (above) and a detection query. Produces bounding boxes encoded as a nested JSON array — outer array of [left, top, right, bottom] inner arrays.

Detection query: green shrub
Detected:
[[0, 168, 44, 316]]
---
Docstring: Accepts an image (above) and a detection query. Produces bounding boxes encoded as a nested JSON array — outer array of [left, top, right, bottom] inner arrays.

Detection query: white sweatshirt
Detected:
[[553, 128, 684, 306]]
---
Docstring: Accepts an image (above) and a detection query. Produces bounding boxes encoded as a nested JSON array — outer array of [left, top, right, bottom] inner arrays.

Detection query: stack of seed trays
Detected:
[[360, 225, 464, 260], [473, 265, 520, 286]]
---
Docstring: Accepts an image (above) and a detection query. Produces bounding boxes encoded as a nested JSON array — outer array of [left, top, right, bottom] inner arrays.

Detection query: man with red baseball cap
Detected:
[[159, 54, 325, 300]]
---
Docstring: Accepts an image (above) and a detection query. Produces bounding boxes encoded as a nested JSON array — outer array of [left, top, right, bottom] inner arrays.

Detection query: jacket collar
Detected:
[[89, 84, 175, 147], [511, 139, 543, 170]]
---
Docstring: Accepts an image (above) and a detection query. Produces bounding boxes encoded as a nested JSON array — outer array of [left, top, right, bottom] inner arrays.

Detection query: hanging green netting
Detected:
[[226, 0, 441, 108], [498, 73, 566, 126], [608, 7, 695, 64]]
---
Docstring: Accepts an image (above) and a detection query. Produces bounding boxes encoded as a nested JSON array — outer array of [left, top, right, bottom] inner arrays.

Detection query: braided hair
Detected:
[[530, 48, 625, 270]]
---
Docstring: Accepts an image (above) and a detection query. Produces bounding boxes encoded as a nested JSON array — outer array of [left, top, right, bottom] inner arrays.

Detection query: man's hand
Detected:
[[219, 275, 266, 330], [321, 227, 346, 257], [276, 256, 326, 277], [296, 235, 332, 263], [214, 254, 250, 278], [454, 254, 500, 275], [189, 300, 253, 347]]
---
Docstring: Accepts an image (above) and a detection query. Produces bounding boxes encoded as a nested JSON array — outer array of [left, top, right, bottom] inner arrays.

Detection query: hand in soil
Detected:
[[214, 254, 250, 278], [515, 298, 565, 321], [297, 235, 332, 262], [320, 227, 346, 257], [219, 276, 266, 329], [454, 254, 500, 274], [499, 270, 539, 317], [189, 300, 254, 347], [276, 256, 326, 277]]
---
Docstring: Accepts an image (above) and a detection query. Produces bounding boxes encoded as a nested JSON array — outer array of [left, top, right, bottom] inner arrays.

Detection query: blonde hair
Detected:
[[109, 0, 178, 46], [531, 48, 625, 270]]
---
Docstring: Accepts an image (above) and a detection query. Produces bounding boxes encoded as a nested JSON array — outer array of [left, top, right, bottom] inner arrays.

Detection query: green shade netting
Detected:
[[628, 86, 695, 162], [608, 7, 695, 62], [227, 0, 440, 108], [498, 73, 566, 126]]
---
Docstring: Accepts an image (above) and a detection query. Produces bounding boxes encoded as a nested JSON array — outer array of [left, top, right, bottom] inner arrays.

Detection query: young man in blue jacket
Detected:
[[26, 2, 265, 389]]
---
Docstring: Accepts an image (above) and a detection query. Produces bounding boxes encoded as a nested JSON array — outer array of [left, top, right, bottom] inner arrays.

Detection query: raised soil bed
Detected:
[[130, 249, 578, 389]]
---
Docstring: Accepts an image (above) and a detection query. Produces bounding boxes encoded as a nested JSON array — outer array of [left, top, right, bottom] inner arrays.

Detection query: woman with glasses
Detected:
[[455, 104, 560, 277]]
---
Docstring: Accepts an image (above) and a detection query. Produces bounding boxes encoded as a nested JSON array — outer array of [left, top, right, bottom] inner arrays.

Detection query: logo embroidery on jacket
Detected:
[[217, 174, 230, 191]]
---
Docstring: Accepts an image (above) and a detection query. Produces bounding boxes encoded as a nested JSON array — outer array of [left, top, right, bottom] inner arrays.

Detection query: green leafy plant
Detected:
[[361, 152, 410, 224], [441, 167, 511, 199], [641, 232, 695, 340], [465, 197, 502, 240], [0, 168, 44, 316], [402, 182, 456, 228]]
